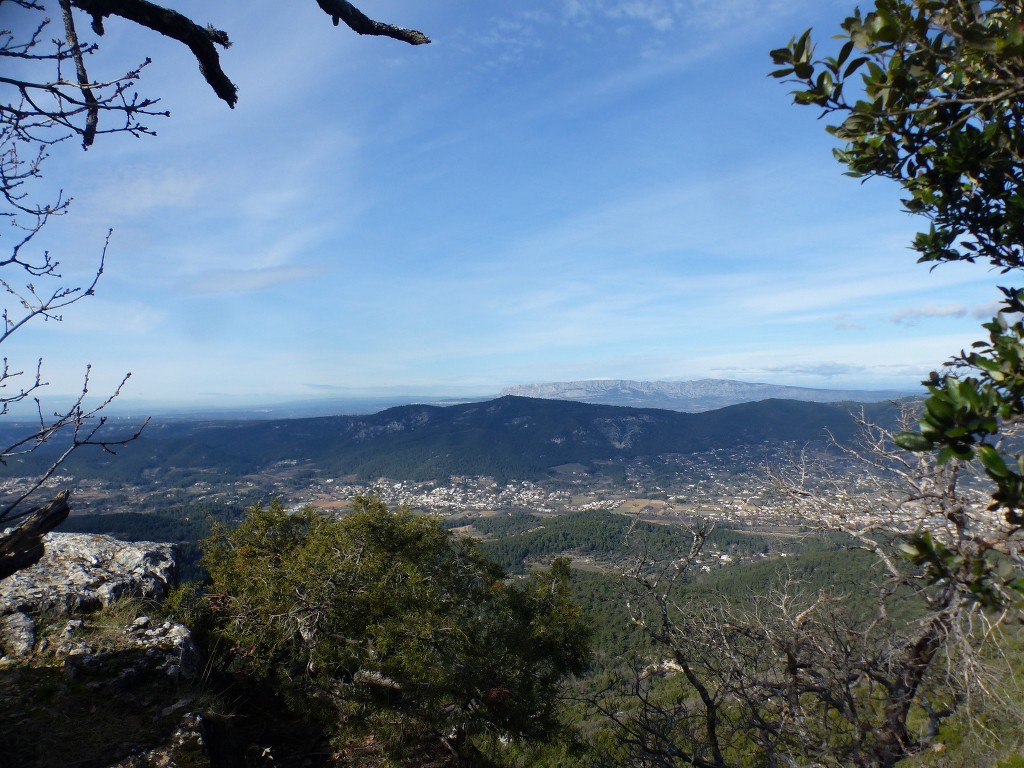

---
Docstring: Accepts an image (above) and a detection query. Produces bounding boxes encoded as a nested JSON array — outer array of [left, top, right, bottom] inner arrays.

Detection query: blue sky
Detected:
[[8, 1, 1005, 408]]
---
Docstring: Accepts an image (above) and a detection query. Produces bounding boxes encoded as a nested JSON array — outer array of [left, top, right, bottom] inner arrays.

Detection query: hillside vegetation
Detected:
[[0, 396, 902, 485]]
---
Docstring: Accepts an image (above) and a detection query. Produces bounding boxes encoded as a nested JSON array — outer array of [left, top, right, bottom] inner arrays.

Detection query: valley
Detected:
[[3, 394, 1020, 767], [0, 396, 926, 583], [14, 441, 803, 523], [0, 395, 902, 526]]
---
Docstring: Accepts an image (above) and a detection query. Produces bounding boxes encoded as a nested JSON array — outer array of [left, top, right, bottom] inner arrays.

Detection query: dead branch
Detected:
[[315, 0, 430, 44], [0, 490, 70, 580], [70, 0, 239, 108]]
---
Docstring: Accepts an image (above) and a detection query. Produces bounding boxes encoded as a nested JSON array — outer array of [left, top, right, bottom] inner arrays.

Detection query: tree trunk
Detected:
[[0, 491, 71, 581]]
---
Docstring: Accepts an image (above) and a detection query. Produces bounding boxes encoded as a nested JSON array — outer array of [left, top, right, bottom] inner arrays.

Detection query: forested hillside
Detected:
[[0, 396, 902, 485]]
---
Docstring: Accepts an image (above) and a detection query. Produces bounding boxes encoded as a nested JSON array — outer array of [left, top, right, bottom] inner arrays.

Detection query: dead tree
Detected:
[[591, 408, 1020, 767]]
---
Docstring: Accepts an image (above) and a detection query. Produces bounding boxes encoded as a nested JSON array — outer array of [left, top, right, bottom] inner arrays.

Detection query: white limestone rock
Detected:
[[0, 533, 177, 616], [0, 611, 35, 656], [60, 618, 201, 682]]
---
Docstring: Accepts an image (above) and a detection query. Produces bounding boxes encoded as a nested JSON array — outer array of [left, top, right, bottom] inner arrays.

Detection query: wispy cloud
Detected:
[[675, 328, 979, 389], [179, 265, 327, 296], [763, 361, 865, 379], [81, 167, 204, 219], [678, 0, 811, 30], [606, 1, 676, 31], [464, 0, 817, 77], [890, 305, 967, 326], [20, 1, 994, 403], [834, 313, 864, 331], [973, 301, 1002, 319], [560, 0, 804, 31]]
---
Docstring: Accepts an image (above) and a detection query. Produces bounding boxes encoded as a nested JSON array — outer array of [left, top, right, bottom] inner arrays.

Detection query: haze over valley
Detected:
[[0, 391, 908, 546], [0, 391, 926, 642]]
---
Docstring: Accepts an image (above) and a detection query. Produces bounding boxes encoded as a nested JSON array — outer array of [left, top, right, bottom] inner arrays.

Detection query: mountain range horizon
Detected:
[[9, 394, 902, 490], [498, 377, 913, 412], [67, 376, 915, 420]]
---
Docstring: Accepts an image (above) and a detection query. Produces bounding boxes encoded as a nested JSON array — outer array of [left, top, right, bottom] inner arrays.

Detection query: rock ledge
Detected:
[[0, 532, 177, 616]]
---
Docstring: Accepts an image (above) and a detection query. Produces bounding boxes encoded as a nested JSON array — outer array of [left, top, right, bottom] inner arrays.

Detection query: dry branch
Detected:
[[0, 491, 70, 581], [315, 0, 430, 44], [70, 0, 238, 107]]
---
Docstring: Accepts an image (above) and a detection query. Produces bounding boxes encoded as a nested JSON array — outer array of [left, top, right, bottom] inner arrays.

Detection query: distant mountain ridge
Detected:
[[500, 379, 911, 412], [35, 395, 902, 485]]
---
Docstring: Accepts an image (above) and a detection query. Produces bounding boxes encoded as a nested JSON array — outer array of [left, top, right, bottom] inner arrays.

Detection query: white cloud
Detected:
[[81, 167, 204, 218], [678, 0, 799, 30], [972, 301, 1003, 319], [179, 265, 326, 296], [560, 0, 821, 32], [688, 330, 976, 389], [606, 1, 676, 31], [890, 305, 967, 326], [763, 361, 866, 379], [834, 313, 864, 331]]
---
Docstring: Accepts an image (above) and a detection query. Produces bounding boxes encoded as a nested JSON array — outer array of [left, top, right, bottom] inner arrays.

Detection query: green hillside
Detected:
[[2, 396, 903, 485]]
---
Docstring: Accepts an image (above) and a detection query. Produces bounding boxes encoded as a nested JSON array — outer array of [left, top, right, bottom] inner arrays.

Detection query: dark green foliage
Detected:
[[772, 0, 1024, 604], [479, 510, 770, 574], [568, 568, 656, 669], [568, 535, 903, 673], [201, 497, 591, 760], [443, 510, 543, 538], [693, 545, 912, 620], [60, 511, 212, 541], [584, 544, 976, 768], [771, 1, 1024, 271]]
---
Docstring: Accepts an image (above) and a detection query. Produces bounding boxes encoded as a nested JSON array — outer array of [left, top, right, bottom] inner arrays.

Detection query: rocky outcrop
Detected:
[[57, 614, 201, 683], [0, 611, 206, 767], [0, 533, 214, 767], [0, 611, 35, 656], [0, 532, 177, 616]]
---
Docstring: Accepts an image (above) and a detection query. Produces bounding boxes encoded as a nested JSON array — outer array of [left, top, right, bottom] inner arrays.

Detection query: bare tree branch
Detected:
[[0, 0, 429, 583], [58, 0, 100, 146], [596, 411, 1022, 767], [0, 490, 70, 580], [314, 0, 430, 45], [70, 0, 239, 107]]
